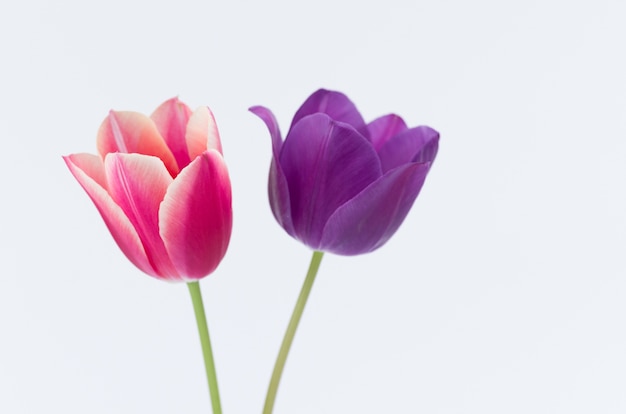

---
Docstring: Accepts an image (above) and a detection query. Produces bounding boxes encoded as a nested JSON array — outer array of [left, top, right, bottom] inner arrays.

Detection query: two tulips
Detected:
[[64, 89, 439, 413]]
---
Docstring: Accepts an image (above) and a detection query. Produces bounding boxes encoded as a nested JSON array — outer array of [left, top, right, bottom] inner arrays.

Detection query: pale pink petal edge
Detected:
[[96, 111, 180, 176], [104, 153, 180, 280], [186, 106, 222, 160], [63, 153, 158, 277]]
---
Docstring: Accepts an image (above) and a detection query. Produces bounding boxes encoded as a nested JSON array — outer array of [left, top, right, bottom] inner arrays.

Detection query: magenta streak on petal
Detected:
[[168, 100, 192, 167], [151, 98, 192, 170], [113, 161, 144, 242], [105, 153, 179, 279]]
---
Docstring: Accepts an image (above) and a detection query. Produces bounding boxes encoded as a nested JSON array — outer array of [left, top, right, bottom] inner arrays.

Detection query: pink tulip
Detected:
[[64, 98, 232, 282]]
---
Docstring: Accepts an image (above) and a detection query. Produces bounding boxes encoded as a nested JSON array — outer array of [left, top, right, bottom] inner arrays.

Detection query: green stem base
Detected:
[[187, 281, 222, 414], [263, 251, 325, 414]]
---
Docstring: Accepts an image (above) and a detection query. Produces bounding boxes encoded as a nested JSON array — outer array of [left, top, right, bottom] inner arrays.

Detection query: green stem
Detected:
[[263, 251, 325, 414], [187, 281, 222, 414]]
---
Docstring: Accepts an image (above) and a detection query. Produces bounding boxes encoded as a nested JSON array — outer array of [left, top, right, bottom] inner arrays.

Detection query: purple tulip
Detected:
[[250, 89, 439, 256]]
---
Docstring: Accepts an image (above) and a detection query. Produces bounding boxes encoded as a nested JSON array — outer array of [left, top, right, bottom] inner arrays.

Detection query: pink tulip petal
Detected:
[[366, 114, 408, 151], [63, 153, 157, 276], [150, 97, 193, 170], [104, 153, 180, 279], [249, 105, 296, 236], [186, 106, 221, 160], [159, 150, 232, 280], [97, 111, 179, 176], [319, 162, 432, 255]]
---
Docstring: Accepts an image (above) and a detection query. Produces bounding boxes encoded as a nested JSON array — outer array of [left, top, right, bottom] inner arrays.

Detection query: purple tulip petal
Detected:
[[319, 162, 432, 255], [249, 106, 295, 236], [160, 150, 232, 281], [290, 89, 369, 138], [151, 97, 193, 170], [281, 113, 382, 248], [63, 154, 158, 277], [377, 126, 440, 173], [367, 114, 408, 151], [411, 130, 439, 164], [104, 153, 179, 279]]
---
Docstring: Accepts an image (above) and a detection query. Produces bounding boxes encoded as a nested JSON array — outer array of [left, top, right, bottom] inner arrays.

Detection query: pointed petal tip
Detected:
[[64, 153, 159, 277], [249, 106, 283, 149], [291, 89, 368, 138]]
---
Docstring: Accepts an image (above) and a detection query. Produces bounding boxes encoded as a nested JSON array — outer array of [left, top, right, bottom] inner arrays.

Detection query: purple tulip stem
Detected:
[[263, 251, 325, 414], [187, 281, 222, 414]]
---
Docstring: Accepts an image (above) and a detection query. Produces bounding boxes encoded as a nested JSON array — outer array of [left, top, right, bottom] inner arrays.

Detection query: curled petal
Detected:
[[367, 114, 408, 151], [319, 162, 432, 255], [377, 126, 440, 173], [249, 106, 283, 155], [290, 89, 369, 138], [186, 106, 221, 159], [281, 113, 382, 247], [104, 153, 179, 279], [150, 97, 193, 170], [63, 154, 157, 276], [97, 111, 179, 176], [249, 106, 295, 236], [159, 150, 232, 280]]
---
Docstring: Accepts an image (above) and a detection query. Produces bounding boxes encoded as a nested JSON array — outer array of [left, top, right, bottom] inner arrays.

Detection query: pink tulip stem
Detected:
[[263, 251, 325, 414], [187, 281, 222, 414]]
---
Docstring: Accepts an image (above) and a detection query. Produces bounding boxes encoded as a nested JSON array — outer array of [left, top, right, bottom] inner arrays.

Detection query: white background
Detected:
[[1, 0, 625, 413]]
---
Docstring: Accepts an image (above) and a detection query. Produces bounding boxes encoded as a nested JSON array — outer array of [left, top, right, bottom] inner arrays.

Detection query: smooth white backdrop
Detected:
[[1, 0, 625, 413]]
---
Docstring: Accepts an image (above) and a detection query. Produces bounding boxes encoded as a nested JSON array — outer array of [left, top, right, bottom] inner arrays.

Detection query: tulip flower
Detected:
[[63, 98, 232, 281], [250, 89, 439, 414], [250, 88, 438, 256], [64, 98, 231, 414]]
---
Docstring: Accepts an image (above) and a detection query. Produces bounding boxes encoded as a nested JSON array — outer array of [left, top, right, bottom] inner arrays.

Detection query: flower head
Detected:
[[250, 89, 438, 255], [64, 98, 232, 281]]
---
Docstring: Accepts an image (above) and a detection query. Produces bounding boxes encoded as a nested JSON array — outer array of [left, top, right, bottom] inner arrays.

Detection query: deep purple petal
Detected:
[[249, 106, 295, 236], [290, 89, 369, 138], [377, 126, 440, 173], [280, 113, 382, 248], [319, 162, 433, 255], [367, 114, 408, 151]]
